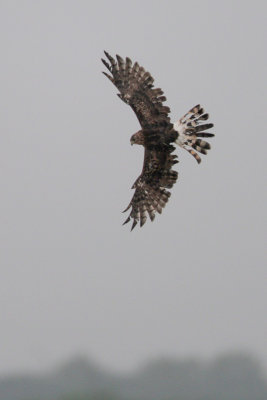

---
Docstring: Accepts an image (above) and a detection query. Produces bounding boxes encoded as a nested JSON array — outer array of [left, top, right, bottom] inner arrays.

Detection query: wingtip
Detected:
[[123, 216, 131, 225], [131, 220, 137, 231], [116, 54, 123, 62], [102, 71, 114, 82], [148, 211, 156, 222], [122, 203, 131, 213], [140, 218, 147, 227], [101, 58, 110, 69]]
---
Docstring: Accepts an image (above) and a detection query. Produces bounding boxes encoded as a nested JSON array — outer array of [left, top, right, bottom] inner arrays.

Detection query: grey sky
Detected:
[[0, 0, 266, 374]]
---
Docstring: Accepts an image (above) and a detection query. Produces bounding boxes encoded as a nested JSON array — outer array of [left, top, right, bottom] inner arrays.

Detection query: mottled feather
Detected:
[[102, 51, 172, 130]]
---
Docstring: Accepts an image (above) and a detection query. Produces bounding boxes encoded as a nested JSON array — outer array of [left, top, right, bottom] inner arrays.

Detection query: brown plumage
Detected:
[[102, 51, 214, 230]]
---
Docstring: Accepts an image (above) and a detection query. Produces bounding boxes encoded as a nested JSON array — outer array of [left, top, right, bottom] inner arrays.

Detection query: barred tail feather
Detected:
[[174, 104, 214, 163]]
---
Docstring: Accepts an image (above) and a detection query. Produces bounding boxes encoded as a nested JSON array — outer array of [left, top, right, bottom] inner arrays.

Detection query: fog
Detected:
[[0, 0, 266, 379]]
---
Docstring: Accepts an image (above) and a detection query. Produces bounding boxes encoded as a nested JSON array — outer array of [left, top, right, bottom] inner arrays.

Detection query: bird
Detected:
[[102, 51, 214, 230]]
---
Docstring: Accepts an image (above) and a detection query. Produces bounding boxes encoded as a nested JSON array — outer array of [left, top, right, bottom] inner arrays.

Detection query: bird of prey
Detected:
[[102, 51, 214, 230]]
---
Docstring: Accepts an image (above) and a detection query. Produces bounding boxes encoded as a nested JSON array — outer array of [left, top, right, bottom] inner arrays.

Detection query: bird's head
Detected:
[[130, 130, 144, 146]]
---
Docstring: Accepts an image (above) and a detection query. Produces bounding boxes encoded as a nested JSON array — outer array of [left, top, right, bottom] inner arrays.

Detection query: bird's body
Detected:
[[102, 51, 214, 230]]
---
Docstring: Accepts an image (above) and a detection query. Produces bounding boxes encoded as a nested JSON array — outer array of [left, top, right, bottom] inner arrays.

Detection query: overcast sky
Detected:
[[0, 0, 266, 375]]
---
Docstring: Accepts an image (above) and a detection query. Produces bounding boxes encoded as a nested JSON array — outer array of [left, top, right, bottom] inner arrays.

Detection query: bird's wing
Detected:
[[123, 146, 178, 230], [102, 51, 172, 130]]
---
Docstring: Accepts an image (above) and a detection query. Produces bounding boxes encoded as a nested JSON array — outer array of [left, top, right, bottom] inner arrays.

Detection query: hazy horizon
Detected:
[[2, 349, 266, 377], [0, 1, 266, 376], [1, 351, 267, 400]]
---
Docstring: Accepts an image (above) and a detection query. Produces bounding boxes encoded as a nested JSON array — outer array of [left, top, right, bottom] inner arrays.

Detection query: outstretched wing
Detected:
[[123, 145, 178, 230], [102, 51, 171, 129]]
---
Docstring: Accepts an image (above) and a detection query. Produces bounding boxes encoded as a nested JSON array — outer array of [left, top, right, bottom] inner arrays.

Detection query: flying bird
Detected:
[[102, 51, 214, 230]]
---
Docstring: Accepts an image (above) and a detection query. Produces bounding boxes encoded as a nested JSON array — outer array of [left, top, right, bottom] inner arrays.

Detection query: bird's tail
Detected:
[[174, 105, 214, 163]]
